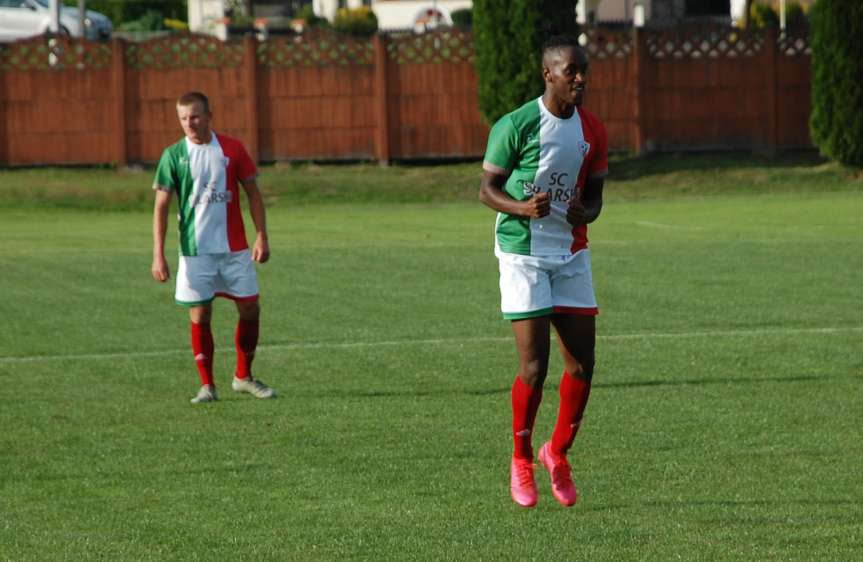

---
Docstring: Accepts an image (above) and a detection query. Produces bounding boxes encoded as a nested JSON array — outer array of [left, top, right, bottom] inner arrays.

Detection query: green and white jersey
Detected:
[[153, 133, 257, 257], [483, 97, 608, 256]]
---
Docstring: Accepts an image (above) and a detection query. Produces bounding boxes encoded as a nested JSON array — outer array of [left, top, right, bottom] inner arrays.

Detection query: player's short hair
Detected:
[[542, 34, 583, 58], [177, 91, 210, 113]]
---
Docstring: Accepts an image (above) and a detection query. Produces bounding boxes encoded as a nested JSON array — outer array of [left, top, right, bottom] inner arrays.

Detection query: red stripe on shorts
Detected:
[[553, 306, 598, 316]]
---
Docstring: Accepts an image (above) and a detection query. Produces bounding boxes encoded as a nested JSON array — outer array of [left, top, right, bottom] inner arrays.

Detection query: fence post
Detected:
[[111, 38, 126, 167], [243, 34, 260, 163], [630, 28, 648, 155], [373, 33, 391, 165], [764, 27, 779, 154]]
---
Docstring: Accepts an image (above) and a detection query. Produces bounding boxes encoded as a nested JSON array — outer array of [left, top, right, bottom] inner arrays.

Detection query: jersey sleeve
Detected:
[[482, 115, 519, 176], [152, 147, 176, 192], [235, 141, 257, 183], [587, 114, 609, 179]]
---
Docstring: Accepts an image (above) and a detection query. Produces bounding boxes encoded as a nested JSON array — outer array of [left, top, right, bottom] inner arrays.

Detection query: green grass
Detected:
[[0, 153, 861, 560]]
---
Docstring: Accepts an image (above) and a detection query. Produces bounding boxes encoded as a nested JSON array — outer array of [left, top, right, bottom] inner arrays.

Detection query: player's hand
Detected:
[[252, 234, 270, 264], [151, 256, 170, 282], [522, 191, 551, 219], [566, 197, 587, 226]]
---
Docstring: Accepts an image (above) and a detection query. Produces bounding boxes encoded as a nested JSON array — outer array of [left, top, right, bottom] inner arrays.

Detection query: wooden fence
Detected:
[[0, 27, 811, 166]]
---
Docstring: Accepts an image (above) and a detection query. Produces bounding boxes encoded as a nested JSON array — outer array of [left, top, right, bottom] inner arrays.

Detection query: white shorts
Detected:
[[496, 249, 598, 320], [175, 249, 259, 306]]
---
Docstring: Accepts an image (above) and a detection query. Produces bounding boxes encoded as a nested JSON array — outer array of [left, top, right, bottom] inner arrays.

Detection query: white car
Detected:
[[0, 0, 112, 42]]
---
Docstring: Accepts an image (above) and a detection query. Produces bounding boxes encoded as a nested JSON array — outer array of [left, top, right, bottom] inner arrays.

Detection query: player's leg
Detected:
[[188, 304, 218, 403], [498, 252, 555, 507], [176, 255, 219, 403], [537, 250, 598, 506], [549, 313, 595, 455], [537, 314, 594, 507], [510, 316, 551, 459], [234, 299, 259, 380], [230, 299, 274, 398], [219, 250, 275, 399]]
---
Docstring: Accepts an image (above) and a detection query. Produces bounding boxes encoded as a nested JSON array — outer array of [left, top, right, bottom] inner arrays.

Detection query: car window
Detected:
[[0, 1, 26, 8]]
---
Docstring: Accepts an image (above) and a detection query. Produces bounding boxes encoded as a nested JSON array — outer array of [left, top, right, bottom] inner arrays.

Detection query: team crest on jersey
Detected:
[[578, 140, 591, 156]]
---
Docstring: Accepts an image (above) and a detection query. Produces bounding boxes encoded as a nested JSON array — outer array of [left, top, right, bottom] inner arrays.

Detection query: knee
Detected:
[[237, 301, 260, 322], [519, 358, 549, 388], [569, 352, 595, 382]]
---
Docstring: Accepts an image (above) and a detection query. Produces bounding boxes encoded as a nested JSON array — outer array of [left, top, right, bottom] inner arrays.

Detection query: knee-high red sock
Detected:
[[512, 376, 544, 460], [190, 322, 214, 386], [234, 318, 259, 380], [551, 371, 591, 456]]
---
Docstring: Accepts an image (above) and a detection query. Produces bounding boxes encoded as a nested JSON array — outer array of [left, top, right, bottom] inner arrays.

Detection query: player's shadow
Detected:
[[308, 373, 831, 399], [609, 149, 826, 182]]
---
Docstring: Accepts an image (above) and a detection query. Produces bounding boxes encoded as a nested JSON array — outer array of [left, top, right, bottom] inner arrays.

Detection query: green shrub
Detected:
[[749, 1, 779, 29], [785, 2, 808, 30], [333, 6, 378, 37], [117, 10, 166, 32], [473, 0, 578, 124], [451, 8, 472, 30], [297, 4, 330, 29], [810, 0, 863, 166]]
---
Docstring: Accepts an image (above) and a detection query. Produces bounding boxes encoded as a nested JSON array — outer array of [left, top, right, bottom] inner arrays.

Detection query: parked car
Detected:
[[0, 0, 112, 42]]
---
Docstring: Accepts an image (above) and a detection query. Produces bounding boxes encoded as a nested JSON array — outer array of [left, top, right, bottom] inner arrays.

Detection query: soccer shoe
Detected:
[[510, 456, 538, 508], [538, 442, 578, 507], [231, 376, 276, 399], [190, 384, 219, 404]]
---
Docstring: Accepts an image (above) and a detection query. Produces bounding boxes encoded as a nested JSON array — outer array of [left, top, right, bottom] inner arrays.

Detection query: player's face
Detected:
[[543, 47, 589, 107], [177, 101, 212, 144]]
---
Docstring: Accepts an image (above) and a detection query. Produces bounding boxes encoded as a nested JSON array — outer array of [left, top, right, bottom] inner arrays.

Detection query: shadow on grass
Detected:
[[609, 149, 829, 181], [300, 373, 832, 399]]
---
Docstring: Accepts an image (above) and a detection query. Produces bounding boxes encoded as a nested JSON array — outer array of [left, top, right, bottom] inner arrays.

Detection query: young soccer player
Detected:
[[479, 36, 608, 507], [151, 91, 276, 404]]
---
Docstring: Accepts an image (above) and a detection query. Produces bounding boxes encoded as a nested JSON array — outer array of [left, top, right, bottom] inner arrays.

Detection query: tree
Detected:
[[473, 0, 578, 124], [809, 0, 863, 166]]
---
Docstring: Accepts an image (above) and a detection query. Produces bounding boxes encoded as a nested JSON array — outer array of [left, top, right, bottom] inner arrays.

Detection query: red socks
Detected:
[[234, 318, 259, 380], [190, 322, 214, 386], [551, 371, 592, 456], [511, 376, 544, 460]]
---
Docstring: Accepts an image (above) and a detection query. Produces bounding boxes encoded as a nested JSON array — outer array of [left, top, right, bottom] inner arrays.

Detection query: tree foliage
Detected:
[[473, 0, 578, 124], [810, 0, 863, 166]]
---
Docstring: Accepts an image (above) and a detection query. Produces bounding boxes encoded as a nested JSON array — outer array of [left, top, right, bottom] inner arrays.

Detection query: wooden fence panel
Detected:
[[0, 27, 814, 166], [0, 36, 114, 164], [385, 31, 487, 159], [256, 33, 377, 161]]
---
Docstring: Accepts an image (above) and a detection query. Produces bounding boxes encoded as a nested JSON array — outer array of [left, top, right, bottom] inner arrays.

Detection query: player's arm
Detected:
[[241, 177, 270, 264], [479, 170, 550, 219], [151, 188, 172, 282], [566, 176, 604, 226]]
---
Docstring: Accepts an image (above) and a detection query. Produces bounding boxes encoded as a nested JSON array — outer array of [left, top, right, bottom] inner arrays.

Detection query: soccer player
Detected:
[[479, 36, 608, 508], [151, 91, 276, 404]]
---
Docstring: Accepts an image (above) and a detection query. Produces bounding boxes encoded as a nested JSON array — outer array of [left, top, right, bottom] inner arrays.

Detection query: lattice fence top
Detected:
[[387, 30, 474, 64], [257, 30, 374, 67], [579, 29, 632, 60], [125, 33, 244, 70], [646, 26, 764, 59], [0, 35, 111, 71], [778, 31, 811, 56]]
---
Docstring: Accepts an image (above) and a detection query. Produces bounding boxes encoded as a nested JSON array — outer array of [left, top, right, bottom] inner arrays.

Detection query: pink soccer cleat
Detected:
[[538, 442, 578, 507], [510, 456, 538, 508]]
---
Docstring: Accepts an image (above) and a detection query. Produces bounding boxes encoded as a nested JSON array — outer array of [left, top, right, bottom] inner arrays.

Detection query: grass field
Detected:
[[1, 153, 861, 560]]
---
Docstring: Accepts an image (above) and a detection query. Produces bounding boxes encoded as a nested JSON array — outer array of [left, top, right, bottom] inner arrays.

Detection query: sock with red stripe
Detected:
[[190, 322, 214, 386], [234, 317, 259, 380], [551, 371, 592, 456], [511, 376, 544, 460]]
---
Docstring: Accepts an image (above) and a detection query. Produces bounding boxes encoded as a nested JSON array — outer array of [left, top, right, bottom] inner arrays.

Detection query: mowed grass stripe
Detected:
[[2, 325, 861, 363]]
